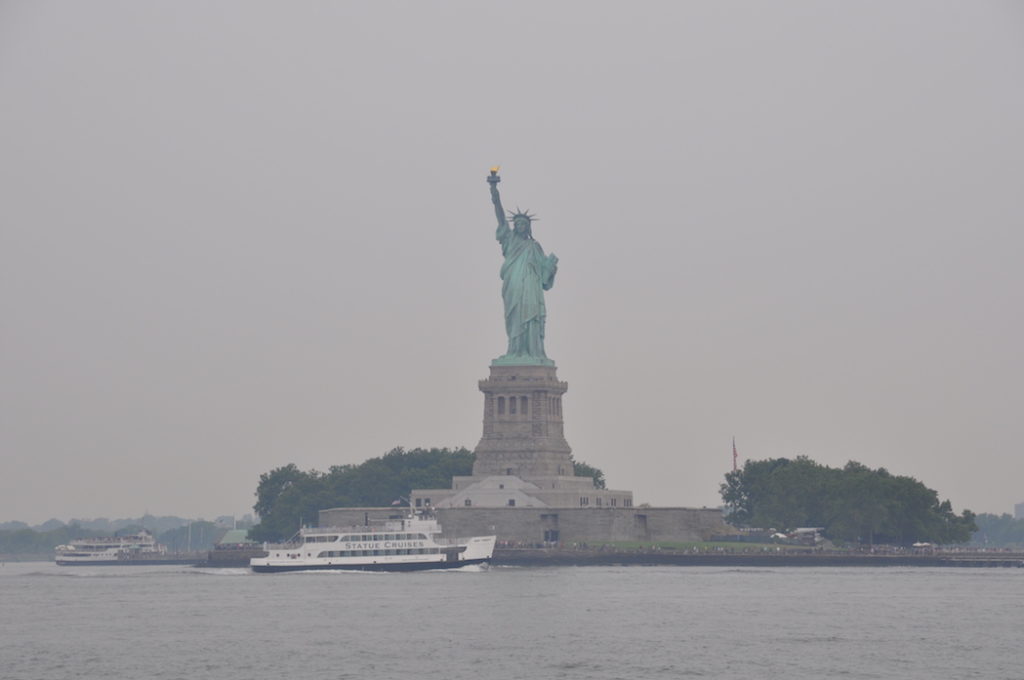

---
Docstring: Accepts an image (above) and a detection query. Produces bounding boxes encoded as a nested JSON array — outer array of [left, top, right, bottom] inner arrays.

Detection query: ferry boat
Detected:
[[54, 530, 191, 566], [250, 513, 496, 573]]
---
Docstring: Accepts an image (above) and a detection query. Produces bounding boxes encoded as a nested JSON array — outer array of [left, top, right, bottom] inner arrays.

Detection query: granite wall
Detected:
[[318, 506, 729, 544]]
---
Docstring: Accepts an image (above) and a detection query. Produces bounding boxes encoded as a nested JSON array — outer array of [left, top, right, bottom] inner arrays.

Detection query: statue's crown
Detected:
[[507, 207, 538, 222]]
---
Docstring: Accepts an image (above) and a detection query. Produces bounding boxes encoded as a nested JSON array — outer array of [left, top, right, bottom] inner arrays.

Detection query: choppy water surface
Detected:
[[1, 562, 1021, 680]]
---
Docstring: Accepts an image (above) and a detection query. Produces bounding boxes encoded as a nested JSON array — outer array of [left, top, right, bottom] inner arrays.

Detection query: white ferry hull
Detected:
[[251, 519, 496, 574], [251, 556, 491, 573]]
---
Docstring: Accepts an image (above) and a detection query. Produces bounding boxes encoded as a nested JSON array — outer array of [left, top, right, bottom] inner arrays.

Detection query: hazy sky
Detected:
[[2, 2, 1022, 525]]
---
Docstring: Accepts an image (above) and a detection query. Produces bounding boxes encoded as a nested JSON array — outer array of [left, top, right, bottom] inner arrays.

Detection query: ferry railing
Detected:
[[263, 541, 302, 550]]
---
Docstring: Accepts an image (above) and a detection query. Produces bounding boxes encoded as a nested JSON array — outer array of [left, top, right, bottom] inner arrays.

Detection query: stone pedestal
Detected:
[[472, 364, 573, 479], [409, 362, 633, 510]]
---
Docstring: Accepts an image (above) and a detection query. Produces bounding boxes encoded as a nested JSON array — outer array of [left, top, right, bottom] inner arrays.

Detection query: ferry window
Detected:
[[497, 397, 505, 414], [509, 397, 516, 414], [507, 499, 515, 507], [372, 535, 382, 541], [520, 396, 527, 415], [415, 498, 422, 507]]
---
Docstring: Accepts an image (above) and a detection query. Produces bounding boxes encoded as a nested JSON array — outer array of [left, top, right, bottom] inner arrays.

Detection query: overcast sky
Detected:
[[2, 2, 1021, 525]]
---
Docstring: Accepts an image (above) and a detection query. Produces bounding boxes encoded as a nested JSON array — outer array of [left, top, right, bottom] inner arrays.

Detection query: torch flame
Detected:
[[490, 165, 500, 173]]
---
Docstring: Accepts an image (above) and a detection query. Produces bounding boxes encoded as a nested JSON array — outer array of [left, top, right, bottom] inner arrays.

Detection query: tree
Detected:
[[253, 464, 310, 519], [249, 448, 476, 541], [720, 456, 976, 546], [250, 467, 328, 542], [970, 513, 1024, 548], [573, 460, 606, 489]]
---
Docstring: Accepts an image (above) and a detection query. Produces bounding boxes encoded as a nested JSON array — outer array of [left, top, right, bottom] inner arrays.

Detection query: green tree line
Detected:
[[0, 524, 98, 556], [970, 513, 1024, 548], [720, 457, 976, 545], [250, 447, 606, 541]]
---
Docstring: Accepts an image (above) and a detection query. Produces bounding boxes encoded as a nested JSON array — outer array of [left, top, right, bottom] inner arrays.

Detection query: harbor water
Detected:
[[1, 562, 1021, 679]]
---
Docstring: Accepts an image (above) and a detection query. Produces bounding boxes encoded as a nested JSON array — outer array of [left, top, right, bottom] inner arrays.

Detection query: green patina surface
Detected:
[[487, 171, 558, 366]]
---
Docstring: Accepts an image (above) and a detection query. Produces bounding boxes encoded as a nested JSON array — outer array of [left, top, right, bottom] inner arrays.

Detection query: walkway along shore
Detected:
[[192, 547, 1024, 569], [492, 548, 1024, 568]]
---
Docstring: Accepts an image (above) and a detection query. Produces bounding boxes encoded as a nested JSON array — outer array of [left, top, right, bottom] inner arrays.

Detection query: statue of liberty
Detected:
[[487, 169, 558, 366]]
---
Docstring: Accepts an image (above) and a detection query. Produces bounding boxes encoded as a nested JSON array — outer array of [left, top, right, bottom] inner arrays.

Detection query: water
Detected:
[[1, 562, 1021, 680]]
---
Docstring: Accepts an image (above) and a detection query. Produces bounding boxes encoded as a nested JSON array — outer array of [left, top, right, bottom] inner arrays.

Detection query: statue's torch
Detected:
[[487, 166, 501, 185]]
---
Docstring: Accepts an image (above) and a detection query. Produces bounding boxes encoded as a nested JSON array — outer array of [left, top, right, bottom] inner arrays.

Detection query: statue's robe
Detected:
[[497, 222, 557, 360]]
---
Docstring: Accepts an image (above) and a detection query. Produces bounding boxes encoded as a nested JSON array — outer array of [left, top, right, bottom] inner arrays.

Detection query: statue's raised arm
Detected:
[[487, 168, 507, 230]]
